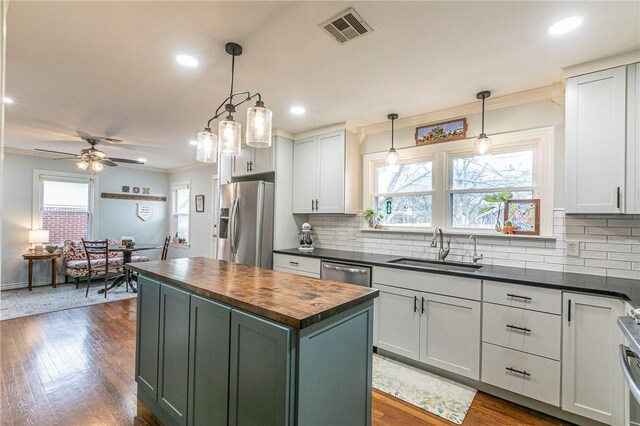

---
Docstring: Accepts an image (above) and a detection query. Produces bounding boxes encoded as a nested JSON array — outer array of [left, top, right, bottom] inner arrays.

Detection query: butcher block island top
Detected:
[[126, 256, 378, 329]]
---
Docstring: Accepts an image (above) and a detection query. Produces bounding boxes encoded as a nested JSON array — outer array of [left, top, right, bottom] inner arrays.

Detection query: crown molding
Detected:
[[291, 121, 359, 140], [562, 49, 640, 79], [4, 147, 169, 173], [360, 85, 556, 138], [273, 127, 295, 140]]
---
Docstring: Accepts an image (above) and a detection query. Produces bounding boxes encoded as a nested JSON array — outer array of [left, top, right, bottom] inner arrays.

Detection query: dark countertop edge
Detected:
[[126, 263, 379, 329], [274, 248, 637, 306], [619, 316, 640, 356]]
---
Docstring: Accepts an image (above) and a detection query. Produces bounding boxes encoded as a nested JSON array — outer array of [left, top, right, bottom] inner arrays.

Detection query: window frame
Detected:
[[171, 180, 191, 245], [32, 169, 98, 241], [362, 127, 555, 236]]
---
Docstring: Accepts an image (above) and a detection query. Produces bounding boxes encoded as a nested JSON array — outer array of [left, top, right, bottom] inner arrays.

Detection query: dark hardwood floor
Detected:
[[0, 298, 569, 425]]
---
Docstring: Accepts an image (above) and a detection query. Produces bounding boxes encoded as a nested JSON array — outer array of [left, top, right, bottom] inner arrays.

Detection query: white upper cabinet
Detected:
[[231, 140, 275, 177], [565, 64, 639, 213], [292, 129, 360, 214]]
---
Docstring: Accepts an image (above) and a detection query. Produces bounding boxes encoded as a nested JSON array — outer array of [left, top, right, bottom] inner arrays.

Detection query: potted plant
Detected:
[[478, 192, 513, 232], [503, 220, 516, 234], [363, 208, 384, 228]]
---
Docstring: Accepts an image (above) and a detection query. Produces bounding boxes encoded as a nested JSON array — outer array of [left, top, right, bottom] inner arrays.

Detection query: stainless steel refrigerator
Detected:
[[217, 181, 274, 268]]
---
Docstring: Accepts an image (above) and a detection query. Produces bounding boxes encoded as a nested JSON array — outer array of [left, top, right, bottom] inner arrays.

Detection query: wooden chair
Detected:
[[81, 239, 123, 298], [161, 236, 171, 260]]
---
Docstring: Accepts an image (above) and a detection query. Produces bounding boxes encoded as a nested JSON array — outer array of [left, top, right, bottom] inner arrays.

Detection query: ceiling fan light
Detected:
[[91, 162, 104, 172], [474, 134, 492, 156], [77, 160, 89, 170], [246, 105, 272, 148], [219, 118, 241, 156], [196, 128, 218, 163]]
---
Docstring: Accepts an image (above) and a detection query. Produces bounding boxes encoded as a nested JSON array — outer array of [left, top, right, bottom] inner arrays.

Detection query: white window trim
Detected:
[[171, 180, 191, 244], [32, 169, 99, 239], [362, 126, 555, 236]]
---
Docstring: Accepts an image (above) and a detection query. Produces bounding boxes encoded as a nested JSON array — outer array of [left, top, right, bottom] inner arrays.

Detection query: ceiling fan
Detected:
[[35, 136, 145, 171]]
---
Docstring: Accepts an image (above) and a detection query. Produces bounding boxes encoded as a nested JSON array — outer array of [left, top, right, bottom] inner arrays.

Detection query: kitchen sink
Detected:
[[387, 257, 483, 272]]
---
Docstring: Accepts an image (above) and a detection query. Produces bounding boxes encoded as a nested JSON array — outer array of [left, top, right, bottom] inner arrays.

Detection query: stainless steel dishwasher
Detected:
[[320, 261, 372, 287]]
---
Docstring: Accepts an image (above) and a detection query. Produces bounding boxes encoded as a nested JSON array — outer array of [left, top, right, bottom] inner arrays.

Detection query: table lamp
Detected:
[[29, 229, 49, 254]]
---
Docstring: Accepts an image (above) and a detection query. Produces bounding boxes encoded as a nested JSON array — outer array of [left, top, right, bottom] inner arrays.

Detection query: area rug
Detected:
[[372, 353, 476, 424], [0, 282, 137, 321]]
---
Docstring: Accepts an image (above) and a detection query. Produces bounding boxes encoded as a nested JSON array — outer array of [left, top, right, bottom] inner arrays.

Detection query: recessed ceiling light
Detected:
[[137, 158, 147, 163], [3, 97, 14, 104], [548, 15, 584, 35], [189, 140, 198, 146], [290, 106, 306, 115], [175, 54, 199, 67]]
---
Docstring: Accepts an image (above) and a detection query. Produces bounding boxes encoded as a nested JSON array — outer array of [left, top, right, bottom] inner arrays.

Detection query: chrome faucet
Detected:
[[431, 227, 450, 261], [468, 235, 483, 264]]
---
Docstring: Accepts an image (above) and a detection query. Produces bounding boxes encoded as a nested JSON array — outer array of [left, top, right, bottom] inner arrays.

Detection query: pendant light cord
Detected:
[[481, 96, 485, 135], [391, 117, 395, 149], [229, 53, 235, 102]]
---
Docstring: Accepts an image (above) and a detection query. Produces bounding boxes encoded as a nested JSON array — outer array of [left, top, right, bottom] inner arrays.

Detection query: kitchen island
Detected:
[[126, 257, 378, 426]]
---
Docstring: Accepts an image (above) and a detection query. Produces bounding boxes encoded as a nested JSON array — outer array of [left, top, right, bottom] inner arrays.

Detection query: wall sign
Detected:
[[137, 203, 153, 221]]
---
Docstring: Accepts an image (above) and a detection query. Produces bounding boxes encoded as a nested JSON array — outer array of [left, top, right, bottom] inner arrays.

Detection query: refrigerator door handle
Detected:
[[230, 197, 239, 254], [232, 199, 241, 255]]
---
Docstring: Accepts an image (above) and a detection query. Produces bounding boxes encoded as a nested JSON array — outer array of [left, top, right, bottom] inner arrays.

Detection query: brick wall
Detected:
[[42, 212, 88, 243]]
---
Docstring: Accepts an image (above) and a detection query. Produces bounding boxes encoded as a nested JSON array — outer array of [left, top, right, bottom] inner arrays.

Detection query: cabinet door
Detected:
[[158, 284, 191, 425], [252, 143, 274, 174], [562, 293, 624, 424], [188, 295, 231, 426], [292, 137, 317, 213], [231, 146, 254, 177], [135, 276, 161, 401], [316, 130, 345, 213], [374, 284, 420, 360], [419, 293, 481, 380], [566, 67, 627, 213], [229, 310, 292, 426]]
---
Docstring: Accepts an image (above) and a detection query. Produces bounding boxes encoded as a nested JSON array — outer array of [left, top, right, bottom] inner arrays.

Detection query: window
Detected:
[[171, 181, 190, 244], [449, 149, 535, 229], [374, 160, 433, 227], [33, 171, 96, 244]]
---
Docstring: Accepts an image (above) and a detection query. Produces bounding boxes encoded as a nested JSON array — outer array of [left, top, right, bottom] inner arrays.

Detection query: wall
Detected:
[[167, 164, 216, 259], [1, 152, 170, 288], [306, 98, 640, 280]]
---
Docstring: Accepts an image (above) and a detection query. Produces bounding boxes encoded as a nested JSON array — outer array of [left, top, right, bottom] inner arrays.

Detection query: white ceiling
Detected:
[[5, 1, 639, 169]]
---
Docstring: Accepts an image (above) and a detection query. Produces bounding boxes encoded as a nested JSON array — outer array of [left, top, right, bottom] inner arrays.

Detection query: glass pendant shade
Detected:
[[385, 147, 399, 166], [246, 106, 272, 148], [77, 160, 89, 170], [219, 119, 242, 155], [196, 129, 218, 163], [474, 133, 492, 156], [91, 162, 104, 172]]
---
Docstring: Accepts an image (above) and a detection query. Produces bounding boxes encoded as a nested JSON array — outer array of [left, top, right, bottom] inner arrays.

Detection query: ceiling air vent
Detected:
[[320, 8, 372, 45]]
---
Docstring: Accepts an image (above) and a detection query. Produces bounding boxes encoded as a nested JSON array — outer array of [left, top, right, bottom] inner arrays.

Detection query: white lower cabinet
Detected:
[[272, 253, 320, 278], [482, 343, 560, 406], [374, 283, 481, 380], [561, 292, 625, 425]]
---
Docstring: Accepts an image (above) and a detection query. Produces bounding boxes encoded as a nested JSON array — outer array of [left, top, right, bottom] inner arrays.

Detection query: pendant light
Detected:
[[385, 113, 399, 167], [197, 42, 272, 160], [474, 91, 492, 156]]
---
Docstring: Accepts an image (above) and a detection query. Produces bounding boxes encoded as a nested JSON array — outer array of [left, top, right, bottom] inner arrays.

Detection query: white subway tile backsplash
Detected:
[[306, 210, 640, 280]]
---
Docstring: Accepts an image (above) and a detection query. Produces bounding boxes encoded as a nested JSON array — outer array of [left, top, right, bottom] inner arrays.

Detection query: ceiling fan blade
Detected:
[[35, 148, 77, 156], [100, 159, 119, 167], [109, 157, 145, 164], [51, 157, 79, 160]]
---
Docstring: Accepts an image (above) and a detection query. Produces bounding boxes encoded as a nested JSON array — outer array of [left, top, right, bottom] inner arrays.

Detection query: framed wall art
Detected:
[[195, 194, 205, 212], [504, 199, 540, 235], [415, 118, 467, 146]]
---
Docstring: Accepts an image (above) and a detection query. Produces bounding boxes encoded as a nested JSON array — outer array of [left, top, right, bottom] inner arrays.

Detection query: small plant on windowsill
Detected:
[[478, 192, 513, 232], [503, 220, 516, 235], [363, 208, 384, 229]]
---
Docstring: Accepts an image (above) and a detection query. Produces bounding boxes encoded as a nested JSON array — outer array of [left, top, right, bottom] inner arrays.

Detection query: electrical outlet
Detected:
[[567, 240, 580, 257]]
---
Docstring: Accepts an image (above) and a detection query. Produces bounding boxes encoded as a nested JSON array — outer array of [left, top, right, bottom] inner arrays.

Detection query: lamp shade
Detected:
[[219, 119, 241, 155], [246, 106, 272, 148], [196, 129, 218, 163], [29, 229, 49, 244], [474, 134, 492, 156]]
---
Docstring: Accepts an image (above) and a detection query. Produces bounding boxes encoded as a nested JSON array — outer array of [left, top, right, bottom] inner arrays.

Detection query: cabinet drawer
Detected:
[[273, 254, 320, 275], [482, 303, 561, 360], [481, 343, 560, 407], [273, 266, 320, 279], [374, 267, 481, 301], [483, 281, 561, 314]]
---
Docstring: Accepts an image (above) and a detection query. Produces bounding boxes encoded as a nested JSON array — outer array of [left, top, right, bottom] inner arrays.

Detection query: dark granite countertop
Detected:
[[126, 257, 378, 329], [274, 248, 640, 307]]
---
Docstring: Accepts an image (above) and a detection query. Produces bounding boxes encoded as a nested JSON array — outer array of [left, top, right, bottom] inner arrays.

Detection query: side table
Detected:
[[22, 252, 61, 291]]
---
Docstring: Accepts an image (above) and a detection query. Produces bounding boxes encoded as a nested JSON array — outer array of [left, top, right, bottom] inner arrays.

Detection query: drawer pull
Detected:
[[289, 261, 299, 266], [506, 324, 532, 333], [414, 296, 417, 313], [506, 367, 531, 377], [507, 293, 532, 301]]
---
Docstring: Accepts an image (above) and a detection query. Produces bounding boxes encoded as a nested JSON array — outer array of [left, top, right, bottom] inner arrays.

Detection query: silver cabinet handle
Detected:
[[322, 264, 368, 274], [620, 344, 640, 403]]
